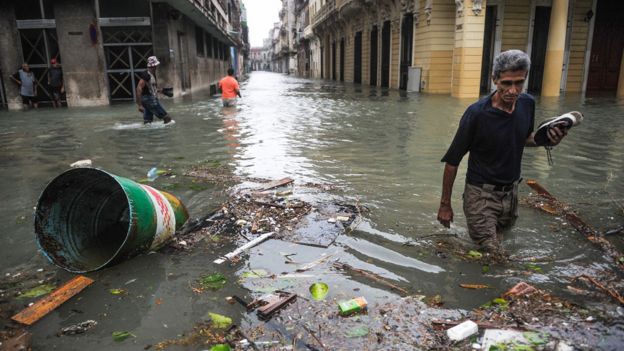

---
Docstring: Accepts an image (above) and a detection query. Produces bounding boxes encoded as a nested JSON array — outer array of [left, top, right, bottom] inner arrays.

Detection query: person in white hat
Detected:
[[136, 56, 172, 124]]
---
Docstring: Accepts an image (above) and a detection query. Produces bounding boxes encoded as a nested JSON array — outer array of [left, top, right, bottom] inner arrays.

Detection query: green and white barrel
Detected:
[[34, 168, 189, 273]]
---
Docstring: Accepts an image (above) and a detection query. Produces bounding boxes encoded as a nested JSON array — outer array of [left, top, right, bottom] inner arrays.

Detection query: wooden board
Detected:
[[260, 177, 294, 191], [12, 275, 94, 325]]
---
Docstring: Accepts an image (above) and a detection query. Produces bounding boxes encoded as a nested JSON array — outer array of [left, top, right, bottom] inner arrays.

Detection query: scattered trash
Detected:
[[504, 282, 537, 298], [345, 326, 369, 338], [256, 292, 297, 320], [309, 282, 329, 301], [17, 283, 56, 299], [147, 167, 159, 181], [260, 177, 294, 191], [241, 269, 270, 278], [333, 262, 408, 295], [0, 330, 31, 350], [296, 253, 335, 272], [446, 320, 478, 341], [338, 297, 367, 316], [481, 329, 530, 350], [58, 320, 97, 336], [12, 275, 94, 325], [336, 216, 350, 222], [112, 331, 135, 342], [327, 218, 337, 223], [70, 159, 92, 168], [459, 284, 490, 290], [208, 312, 232, 329], [214, 232, 275, 264]]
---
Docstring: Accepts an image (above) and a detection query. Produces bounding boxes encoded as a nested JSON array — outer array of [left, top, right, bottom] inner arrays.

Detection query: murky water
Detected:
[[1, 72, 623, 349]]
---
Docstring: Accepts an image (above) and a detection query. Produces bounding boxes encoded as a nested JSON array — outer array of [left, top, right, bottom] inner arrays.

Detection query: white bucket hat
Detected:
[[147, 56, 160, 67]]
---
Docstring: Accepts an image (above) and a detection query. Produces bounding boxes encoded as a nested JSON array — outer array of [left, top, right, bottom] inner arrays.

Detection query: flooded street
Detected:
[[1, 71, 624, 349]]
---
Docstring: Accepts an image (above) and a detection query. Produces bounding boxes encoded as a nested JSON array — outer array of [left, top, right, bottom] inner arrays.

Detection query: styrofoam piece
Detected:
[[447, 320, 478, 341], [213, 232, 274, 264]]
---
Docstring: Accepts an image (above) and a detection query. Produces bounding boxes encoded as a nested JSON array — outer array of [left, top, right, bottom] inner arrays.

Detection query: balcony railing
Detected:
[[311, 0, 335, 26]]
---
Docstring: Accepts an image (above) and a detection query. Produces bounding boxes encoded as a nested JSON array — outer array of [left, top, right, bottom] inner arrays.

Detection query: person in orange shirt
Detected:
[[218, 68, 241, 107]]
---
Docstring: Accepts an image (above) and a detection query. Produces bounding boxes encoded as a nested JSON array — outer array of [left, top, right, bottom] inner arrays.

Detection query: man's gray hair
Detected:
[[492, 50, 531, 80]]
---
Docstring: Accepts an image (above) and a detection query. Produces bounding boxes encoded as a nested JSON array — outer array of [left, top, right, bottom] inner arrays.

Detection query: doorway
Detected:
[[177, 31, 191, 92], [399, 14, 413, 90], [381, 20, 391, 88], [332, 41, 336, 80], [528, 6, 551, 94], [340, 38, 345, 82], [480, 6, 497, 93], [370, 26, 378, 86], [354, 31, 362, 84], [587, 0, 624, 93]]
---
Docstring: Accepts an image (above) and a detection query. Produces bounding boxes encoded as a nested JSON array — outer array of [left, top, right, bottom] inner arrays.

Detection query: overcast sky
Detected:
[[244, 0, 282, 47]]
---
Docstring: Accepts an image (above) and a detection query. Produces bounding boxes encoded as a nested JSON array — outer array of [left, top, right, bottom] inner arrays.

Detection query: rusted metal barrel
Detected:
[[34, 168, 189, 273]]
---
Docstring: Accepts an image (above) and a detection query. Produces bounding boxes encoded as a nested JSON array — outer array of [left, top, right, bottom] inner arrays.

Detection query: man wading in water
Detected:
[[136, 56, 172, 124], [437, 50, 568, 259]]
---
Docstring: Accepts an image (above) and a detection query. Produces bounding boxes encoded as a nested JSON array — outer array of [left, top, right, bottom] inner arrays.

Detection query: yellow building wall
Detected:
[[500, 0, 531, 52], [413, 0, 455, 93], [362, 27, 370, 84], [452, 1, 486, 98], [566, 0, 592, 92]]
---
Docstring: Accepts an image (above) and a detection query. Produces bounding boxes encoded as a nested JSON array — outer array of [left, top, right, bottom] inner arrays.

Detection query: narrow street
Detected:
[[1, 71, 624, 349]]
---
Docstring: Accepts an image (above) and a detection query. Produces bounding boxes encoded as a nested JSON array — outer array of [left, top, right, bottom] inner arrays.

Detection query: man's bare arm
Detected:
[[437, 163, 458, 228]]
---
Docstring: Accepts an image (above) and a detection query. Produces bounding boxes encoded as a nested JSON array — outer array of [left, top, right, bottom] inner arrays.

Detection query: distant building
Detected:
[[288, 0, 623, 98], [0, 0, 250, 110]]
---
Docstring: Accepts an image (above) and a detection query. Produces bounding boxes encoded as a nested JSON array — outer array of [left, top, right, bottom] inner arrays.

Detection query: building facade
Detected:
[[0, 0, 249, 110], [297, 0, 623, 98]]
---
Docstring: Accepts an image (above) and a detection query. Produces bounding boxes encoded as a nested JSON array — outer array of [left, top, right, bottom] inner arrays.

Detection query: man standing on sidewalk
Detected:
[[136, 56, 172, 124], [48, 58, 64, 108], [436, 50, 567, 258], [11, 63, 38, 109], [218, 68, 241, 107]]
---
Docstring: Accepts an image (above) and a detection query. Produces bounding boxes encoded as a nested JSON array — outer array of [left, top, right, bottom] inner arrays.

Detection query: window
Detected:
[[205, 33, 213, 58], [195, 26, 205, 57]]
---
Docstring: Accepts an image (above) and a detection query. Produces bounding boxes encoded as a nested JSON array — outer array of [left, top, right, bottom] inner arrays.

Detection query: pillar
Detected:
[[451, 0, 486, 98], [541, 0, 569, 97], [54, 0, 109, 106], [618, 49, 624, 98], [0, 2, 24, 110]]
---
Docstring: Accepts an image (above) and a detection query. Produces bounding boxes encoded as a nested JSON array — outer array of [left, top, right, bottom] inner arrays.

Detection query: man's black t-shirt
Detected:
[[49, 67, 63, 87], [441, 93, 535, 185]]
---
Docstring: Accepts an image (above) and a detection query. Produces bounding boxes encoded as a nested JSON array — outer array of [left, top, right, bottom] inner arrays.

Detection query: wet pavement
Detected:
[[1, 71, 623, 349]]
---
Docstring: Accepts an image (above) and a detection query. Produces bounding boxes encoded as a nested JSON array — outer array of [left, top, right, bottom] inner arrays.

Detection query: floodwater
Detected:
[[1, 71, 623, 349]]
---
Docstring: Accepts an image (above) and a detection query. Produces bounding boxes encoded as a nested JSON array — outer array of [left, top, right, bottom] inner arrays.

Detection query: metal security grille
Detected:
[[17, 26, 60, 105], [102, 26, 153, 101]]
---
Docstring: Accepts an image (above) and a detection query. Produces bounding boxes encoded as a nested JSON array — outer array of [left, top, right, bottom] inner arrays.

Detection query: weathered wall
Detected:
[[452, 0, 486, 98], [566, 0, 592, 92], [413, 0, 455, 93], [0, 1, 23, 109], [390, 18, 400, 89], [500, 1, 531, 52], [54, 0, 109, 107]]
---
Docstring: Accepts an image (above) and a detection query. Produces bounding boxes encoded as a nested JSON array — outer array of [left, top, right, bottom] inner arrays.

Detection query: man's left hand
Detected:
[[547, 126, 567, 146]]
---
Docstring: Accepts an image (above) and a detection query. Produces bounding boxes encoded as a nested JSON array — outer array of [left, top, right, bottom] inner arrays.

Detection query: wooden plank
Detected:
[[12, 275, 94, 325], [260, 177, 294, 191], [526, 179, 624, 270], [257, 292, 297, 320]]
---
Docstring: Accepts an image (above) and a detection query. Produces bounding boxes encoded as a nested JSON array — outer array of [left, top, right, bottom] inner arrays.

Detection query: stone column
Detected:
[[54, 0, 109, 106], [451, 0, 486, 98], [0, 2, 24, 110], [541, 0, 569, 96]]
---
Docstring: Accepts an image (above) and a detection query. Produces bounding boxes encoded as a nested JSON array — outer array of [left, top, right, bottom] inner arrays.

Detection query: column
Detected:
[[618, 49, 624, 98], [54, 0, 109, 106], [541, 0, 569, 96], [451, 0, 486, 98], [0, 2, 24, 110]]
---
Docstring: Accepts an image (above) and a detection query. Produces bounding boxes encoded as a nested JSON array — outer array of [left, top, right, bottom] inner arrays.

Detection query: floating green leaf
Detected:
[[309, 282, 329, 301], [467, 250, 483, 259], [345, 326, 369, 338], [200, 273, 227, 290], [210, 344, 232, 351], [492, 297, 509, 310], [482, 264, 490, 274], [17, 284, 56, 299], [109, 288, 126, 295], [525, 264, 543, 273], [523, 331, 548, 345], [242, 269, 269, 278], [112, 331, 134, 342], [208, 313, 232, 329]]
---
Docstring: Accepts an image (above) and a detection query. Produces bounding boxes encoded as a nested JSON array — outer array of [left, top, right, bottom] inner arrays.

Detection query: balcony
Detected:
[[311, 0, 335, 26]]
